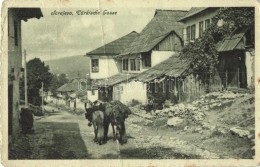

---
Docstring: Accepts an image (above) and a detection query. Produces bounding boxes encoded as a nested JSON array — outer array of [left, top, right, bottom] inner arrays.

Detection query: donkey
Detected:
[[91, 110, 104, 145]]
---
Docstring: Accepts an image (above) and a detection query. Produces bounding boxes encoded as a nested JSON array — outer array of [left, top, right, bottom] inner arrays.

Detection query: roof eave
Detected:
[[178, 8, 209, 22]]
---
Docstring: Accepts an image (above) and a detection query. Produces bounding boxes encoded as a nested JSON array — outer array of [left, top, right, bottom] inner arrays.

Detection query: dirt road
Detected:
[[9, 104, 221, 159]]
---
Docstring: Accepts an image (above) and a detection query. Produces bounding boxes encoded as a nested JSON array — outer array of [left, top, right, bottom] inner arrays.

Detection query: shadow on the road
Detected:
[[45, 122, 90, 159], [9, 122, 90, 159], [118, 146, 201, 159]]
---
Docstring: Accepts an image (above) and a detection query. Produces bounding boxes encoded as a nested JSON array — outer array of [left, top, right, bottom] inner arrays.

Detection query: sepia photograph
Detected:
[[1, 0, 259, 166]]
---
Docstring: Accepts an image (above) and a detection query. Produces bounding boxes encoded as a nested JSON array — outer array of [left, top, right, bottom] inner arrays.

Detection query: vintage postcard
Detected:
[[0, 0, 259, 166]]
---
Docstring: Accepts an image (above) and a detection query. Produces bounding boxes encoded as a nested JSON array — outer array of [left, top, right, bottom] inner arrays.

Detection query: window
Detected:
[[14, 21, 18, 46], [199, 21, 204, 37], [130, 59, 136, 71], [186, 26, 191, 42], [91, 89, 95, 95], [190, 24, 196, 41], [122, 59, 128, 71], [136, 58, 140, 71], [205, 19, 211, 29], [130, 58, 140, 71], [91, 59, 99, 72], [142, 54, 151, 68]]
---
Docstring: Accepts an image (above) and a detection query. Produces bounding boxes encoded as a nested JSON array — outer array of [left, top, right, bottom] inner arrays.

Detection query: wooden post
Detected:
[[238, 67, 240, 88], [23, 50, 28, 106], [225, 70, 228, 89], [41, 82, 44, 112]]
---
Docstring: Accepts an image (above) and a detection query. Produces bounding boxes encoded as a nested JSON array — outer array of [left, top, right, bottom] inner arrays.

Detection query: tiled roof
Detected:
[[57, 82, 78, 92], [86, 31, 139, 56], [92, 73, 138, 87], [120, 10, 187, 55], [135, 53, 189, 82]]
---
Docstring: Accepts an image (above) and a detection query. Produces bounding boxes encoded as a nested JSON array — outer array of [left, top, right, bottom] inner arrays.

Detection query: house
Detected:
[[119, 9, 187, 72], [56, 79, 98, 109], [178, 7, 255, 89], [56, 82, 79, 107], [86, 31, 141, 103], [135, 53, 205, 103], [8, 8, 43, 136], [178, 7, 219, 44], [86, 31, 139, 79], [114, 9, 188, 104]]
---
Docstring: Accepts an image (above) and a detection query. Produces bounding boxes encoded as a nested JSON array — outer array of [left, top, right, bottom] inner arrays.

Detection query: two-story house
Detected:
[[178, 7, 255, 90], [8, 8, 43, 136], [178, 7, 219, 44], [86, 31, 140, 103], [85, 9, 188, 104], [114, 9, 187, 104]]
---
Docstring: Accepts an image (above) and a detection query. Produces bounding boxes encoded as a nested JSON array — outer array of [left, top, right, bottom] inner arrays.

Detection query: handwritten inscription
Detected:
[[51, 10, 118, 16]]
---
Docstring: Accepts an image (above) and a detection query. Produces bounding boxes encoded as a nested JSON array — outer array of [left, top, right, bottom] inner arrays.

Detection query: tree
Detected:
[[180, 7, 254, 82], [49, 73, 69, 95], [25, 58, 53, 106]]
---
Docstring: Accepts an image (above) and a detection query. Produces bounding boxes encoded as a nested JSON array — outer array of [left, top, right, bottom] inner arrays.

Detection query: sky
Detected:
[[22, 7, 190, 61]]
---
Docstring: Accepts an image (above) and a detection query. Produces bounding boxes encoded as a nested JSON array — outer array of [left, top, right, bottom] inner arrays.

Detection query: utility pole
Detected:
[[42, 82, 44, 113], [23, 49, 28, 106]]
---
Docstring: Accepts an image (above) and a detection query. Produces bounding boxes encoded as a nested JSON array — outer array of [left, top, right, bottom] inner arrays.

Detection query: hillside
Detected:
[[44, 55, 90, 79]]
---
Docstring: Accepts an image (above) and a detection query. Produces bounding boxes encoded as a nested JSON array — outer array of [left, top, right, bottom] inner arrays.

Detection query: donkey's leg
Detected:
[[93, 124, 98, 142], [103, 121, 109, 142], [111, 123, 116, 141], [98, 125, 104, 145], [120, 122, 127, 144]]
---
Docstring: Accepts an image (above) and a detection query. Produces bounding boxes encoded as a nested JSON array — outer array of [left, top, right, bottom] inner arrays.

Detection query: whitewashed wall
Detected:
[[151, 51, 175, 67], [90, 57, 120, 79], [87, 90, 99, 102], [182, 9, 218, 43], [245, 51, 254, 87], [113, 81, 147, 104]]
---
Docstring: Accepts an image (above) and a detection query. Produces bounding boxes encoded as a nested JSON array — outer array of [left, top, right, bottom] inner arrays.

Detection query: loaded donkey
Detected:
[[85, 100, 131, 145]]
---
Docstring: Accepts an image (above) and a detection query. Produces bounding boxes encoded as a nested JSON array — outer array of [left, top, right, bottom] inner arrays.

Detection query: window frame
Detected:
[[130, 59, 136, 71], [91, 59, 99, 73], [190, 24, 196, 41], [186, 26, 191, 42], [136, 58, 141, 71], [122, 58, 129, 71], [199, 21, 204, 38], [205, 19, 211, 29]]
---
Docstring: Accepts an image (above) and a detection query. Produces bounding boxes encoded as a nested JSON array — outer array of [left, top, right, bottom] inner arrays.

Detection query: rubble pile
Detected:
[[149, 91, 247, 126]]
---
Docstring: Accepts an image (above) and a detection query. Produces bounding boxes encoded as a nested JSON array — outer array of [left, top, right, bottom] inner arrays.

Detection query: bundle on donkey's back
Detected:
[[84, 100, 131, 145]]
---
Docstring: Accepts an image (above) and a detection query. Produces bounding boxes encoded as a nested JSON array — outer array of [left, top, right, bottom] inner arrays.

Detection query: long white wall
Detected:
[[113, 80, 147, 104]]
